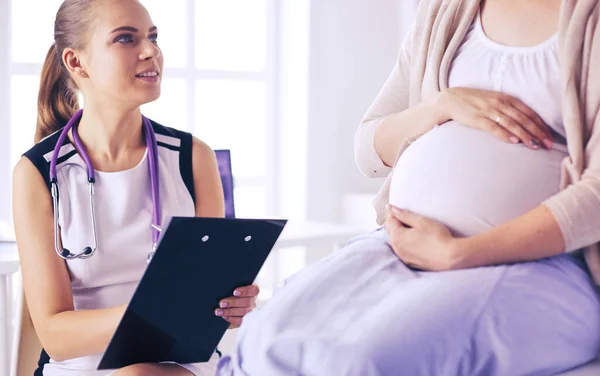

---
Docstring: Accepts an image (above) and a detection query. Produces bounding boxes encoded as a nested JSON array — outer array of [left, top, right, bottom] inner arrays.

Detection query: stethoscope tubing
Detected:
[[49, 109, 160, 261]]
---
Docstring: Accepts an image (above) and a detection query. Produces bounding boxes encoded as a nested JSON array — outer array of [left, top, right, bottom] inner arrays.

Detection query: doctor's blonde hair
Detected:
[[35, 0, 96, 143]]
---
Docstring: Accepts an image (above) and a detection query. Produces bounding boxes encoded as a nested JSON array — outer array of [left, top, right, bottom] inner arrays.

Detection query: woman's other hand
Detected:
[[384, 205, 462, 272], [215, 284, 259, 329], [438, 87, 553, 150]]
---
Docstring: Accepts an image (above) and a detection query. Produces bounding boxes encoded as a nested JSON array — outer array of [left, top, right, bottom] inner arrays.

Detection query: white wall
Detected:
[[0, 0, 420, 227], [277, 0, 310, 221], [304, 0, 414, 224], [0, 0, 12, 225]]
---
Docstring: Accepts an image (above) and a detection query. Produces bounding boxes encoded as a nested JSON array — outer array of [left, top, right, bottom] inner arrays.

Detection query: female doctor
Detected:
[[12, 0, 258, 375]]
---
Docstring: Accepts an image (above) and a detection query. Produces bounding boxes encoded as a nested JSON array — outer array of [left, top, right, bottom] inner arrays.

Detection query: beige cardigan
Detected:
[[355, 0, 600, 285]]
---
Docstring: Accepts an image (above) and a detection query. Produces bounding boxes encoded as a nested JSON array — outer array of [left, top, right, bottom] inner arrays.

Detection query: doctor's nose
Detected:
[[139, 40, 161, 61]]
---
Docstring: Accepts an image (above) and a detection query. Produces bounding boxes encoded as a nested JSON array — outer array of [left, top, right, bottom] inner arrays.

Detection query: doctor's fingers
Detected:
[[215, 306, 254, 318], [219, 297, 255, 308], [223, 316, 242, 328], [233, 283, 260, 297]]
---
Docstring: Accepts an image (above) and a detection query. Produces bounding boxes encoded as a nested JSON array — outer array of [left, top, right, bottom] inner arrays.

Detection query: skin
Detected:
[[376, 0, 567, 271], [13, 0, 256, 373]]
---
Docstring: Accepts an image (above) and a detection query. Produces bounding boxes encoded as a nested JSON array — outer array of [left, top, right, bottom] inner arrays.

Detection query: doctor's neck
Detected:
[[74, 102, 146, 162]]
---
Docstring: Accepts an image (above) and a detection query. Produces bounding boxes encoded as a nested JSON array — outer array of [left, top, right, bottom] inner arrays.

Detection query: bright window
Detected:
[[195, 0, 267, 72], [195, 79, 267, 178], [141, 78, 188, 131], [7, 0, 277, 218], [11, 0, 63, 64]]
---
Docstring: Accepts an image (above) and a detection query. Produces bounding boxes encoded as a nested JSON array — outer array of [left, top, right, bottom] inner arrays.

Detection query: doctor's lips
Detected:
[[135, 67, 161, 83]]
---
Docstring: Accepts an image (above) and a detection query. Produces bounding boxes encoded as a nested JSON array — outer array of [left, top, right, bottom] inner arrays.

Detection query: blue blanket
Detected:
[[216, 229, 600, 376]]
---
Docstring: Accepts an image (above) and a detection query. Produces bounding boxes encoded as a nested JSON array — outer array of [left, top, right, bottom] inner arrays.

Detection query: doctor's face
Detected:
[[78, 0, 164, 108]]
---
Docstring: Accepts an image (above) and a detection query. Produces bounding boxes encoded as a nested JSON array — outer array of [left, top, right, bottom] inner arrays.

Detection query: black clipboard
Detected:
[[97, 216, 287, 370]]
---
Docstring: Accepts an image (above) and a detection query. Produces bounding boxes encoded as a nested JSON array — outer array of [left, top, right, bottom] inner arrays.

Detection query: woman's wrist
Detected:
[[429, 90, 452, 126], [448, 236, 479, 270]]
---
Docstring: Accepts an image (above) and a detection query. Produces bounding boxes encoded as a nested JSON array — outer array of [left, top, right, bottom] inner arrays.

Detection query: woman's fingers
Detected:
[[508, 97, 553, 137], [449, 88, 554, 150], [500, 106, 552, 149], [474, 115, 517, 144], [491, 110, 541, 149]]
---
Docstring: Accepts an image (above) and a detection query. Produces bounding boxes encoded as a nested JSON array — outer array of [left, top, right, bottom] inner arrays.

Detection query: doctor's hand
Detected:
[[215, 284, 259, 329], [384, 205, 461, 272]]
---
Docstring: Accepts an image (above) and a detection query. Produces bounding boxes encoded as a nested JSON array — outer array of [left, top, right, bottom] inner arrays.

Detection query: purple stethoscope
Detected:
[[50, 109, 161, 263]]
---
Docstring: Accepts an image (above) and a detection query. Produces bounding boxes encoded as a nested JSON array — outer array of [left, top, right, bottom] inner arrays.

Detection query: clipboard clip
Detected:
[[147, 248, 154, 264], [147, 224, 162, 264]]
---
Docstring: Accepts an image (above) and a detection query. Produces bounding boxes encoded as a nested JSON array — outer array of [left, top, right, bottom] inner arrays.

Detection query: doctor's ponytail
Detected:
[[35, 43, 80, 143], [35, 0, 95, 143]]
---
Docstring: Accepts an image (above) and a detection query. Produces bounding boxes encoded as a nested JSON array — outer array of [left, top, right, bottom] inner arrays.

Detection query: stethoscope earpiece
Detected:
[[60, 249, 71, 258]]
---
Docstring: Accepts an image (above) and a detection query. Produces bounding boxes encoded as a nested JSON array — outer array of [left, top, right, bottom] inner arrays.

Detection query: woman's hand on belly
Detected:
[[439, 87, 554, 150], [385, 205, 461, 271]]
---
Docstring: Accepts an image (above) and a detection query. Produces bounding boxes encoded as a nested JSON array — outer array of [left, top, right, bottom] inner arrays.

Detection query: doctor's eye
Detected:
[[149, 33, 158, 43], [115, 34, 134, 44]]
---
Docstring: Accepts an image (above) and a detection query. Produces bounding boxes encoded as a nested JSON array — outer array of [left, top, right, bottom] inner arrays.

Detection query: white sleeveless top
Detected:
[[24, 122, 218, 375], [389, 10, 569, 237], [55, 132, 194, 312]]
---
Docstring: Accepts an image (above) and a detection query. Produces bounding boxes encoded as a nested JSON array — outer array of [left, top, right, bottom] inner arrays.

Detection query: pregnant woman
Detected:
[[215, 0, 600, 375]]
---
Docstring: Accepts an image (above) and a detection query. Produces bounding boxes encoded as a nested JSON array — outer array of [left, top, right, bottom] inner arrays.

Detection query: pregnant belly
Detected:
[[389, 122, 569, 237]]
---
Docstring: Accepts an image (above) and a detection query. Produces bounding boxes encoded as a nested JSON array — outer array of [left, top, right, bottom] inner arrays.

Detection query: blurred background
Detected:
[[0, 0, 418, 227]]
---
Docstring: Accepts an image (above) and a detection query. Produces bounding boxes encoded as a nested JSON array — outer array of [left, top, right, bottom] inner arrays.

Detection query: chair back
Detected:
[[215, 149, 235, 218], [10, 288, 42, 376]]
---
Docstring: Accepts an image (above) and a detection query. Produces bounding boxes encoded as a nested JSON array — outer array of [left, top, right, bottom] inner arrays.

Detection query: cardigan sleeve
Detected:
[[543, 110, 600, 252], [354, 21, 416, 178], [541, 0, 600, 252]]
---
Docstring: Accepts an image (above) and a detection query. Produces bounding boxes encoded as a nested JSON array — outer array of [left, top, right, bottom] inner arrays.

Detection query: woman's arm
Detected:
[[191, 137, 225, 218], [357, 44, 553, 178], [370, 97, 447, 170], [362, 86, 554, 176], [452, 205, 565, 269], [355, 22, 422, 178], [385, 204, 565, 271], [540, 130, 600, 255], [12, 158, 126, 362]]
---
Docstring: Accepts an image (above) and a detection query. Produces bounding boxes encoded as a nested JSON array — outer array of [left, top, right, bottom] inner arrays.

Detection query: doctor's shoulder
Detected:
[[147, 119, 223, 213], [145, 117, 218, 168], [190, 136, 224, 218], [147, 118, 217, 166], [12, 134, 58, 240], [15, 128, 66, 192]]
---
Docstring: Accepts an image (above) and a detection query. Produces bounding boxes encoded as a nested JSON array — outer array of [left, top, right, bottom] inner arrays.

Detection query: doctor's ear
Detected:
[[62, 47, 87, 78]]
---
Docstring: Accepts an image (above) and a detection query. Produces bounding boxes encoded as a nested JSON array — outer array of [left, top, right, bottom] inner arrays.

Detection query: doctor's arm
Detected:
[[191, 137, 225, 218], [12, 157, 126, 362]]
